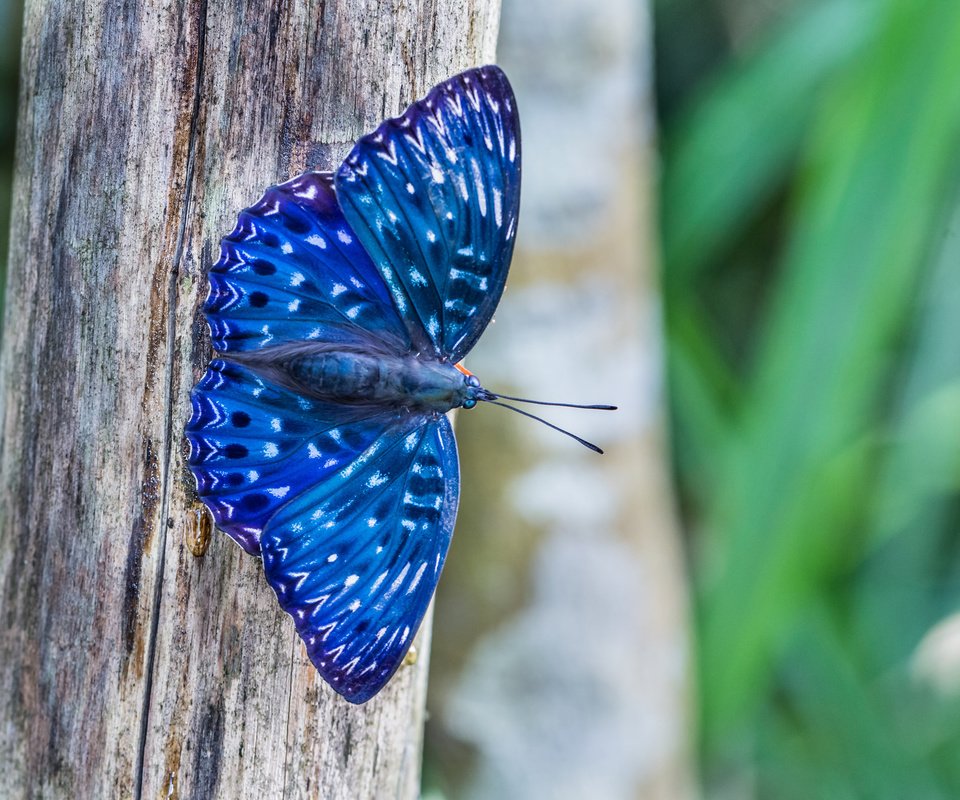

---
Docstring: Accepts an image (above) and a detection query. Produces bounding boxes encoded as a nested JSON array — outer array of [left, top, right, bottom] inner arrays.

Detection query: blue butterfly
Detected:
[[186, 66, 612, 703]]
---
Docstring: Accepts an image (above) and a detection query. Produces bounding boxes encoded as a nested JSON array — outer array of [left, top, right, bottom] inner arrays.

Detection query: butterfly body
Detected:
[[228, 341, 479, 414], [187, 66, 522, 703]]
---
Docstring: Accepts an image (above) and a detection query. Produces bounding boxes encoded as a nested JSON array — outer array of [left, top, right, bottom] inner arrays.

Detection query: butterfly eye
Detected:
[[466, 375, 480, 388], [462, 398, 477, 410]]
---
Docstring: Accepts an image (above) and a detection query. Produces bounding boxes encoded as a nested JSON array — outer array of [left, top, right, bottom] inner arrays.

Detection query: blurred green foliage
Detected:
[[658, 0, 960, 795]]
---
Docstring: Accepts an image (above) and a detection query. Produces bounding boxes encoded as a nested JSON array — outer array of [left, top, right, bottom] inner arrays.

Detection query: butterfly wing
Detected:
[[186, 359, 394, 555], [260, 413, 459, 703], [188, 68, 515, 701], [206, 171, 411, 355], [334, 65, 521, 361]]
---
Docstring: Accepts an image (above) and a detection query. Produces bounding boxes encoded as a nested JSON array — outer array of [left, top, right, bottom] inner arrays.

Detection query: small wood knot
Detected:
[[186, 505, 213, 557]]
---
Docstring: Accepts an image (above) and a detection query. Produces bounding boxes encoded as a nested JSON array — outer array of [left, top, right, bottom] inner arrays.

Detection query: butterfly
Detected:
[[186, 65, 613, 703]]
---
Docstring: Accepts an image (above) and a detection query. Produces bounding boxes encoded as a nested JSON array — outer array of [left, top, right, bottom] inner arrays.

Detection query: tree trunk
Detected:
[[0, 2, 500, 797]]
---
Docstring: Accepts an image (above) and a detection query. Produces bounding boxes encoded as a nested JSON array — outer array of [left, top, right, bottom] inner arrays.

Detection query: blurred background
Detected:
[[3, 0, 960, 797], [656, 0, 960, 798]]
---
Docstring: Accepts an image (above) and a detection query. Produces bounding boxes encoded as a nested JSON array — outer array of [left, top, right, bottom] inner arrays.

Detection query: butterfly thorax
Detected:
[[226, 342, 474, 414]]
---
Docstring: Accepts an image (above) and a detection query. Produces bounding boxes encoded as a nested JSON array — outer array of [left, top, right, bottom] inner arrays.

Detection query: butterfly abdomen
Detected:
[[292, 351, 471, 413]]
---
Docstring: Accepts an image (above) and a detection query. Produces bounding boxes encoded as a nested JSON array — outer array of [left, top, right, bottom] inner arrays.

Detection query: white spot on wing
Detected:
[[410, 269, 428, 287], [472, 159, 486, 216], [407, 561, 428, 593], [455, 173, 469, 201], [367, 471, 388, 488], [371, 570, 389, 592], [387, 563, 411, 597]]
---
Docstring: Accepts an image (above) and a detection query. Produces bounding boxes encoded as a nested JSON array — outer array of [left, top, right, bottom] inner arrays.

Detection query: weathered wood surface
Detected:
[[0, 1, 500, 798]]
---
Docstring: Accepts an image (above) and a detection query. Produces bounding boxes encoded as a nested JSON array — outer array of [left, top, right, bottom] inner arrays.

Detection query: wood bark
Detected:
[[0, 1, 500, 798]]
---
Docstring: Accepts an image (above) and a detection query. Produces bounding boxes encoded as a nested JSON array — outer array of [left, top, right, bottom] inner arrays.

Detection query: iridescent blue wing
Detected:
[[261, 414, 458, 703], [206, 171, 411, 354], [186, 359, 393, 555], [335, 65, 521, 361]]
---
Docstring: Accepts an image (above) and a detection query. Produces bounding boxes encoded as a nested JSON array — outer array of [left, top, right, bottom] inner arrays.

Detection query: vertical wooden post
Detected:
[[0, 2, 501, 797]]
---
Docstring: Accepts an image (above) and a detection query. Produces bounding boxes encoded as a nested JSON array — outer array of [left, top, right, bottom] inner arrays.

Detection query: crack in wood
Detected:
[[132, 1, 209, 798]]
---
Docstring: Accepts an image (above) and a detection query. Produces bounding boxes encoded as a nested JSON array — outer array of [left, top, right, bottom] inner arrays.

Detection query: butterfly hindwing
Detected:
[[206, 171, 411, 354], [260, 414, 459, 703], [335, 65, 521, 361], [186, 359, 394, 555]]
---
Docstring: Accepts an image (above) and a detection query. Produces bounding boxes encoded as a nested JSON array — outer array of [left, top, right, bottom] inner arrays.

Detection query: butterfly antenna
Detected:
[[484, 391, 617, 411], [486, 400, 606, 454]]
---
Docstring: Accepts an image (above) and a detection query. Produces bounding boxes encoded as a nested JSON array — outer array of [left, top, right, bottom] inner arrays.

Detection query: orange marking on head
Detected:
[[454, 362, 473, 377]]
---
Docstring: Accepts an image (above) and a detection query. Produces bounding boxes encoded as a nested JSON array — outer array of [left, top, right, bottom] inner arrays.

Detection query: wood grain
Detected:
[[0, 1, 500, 797]]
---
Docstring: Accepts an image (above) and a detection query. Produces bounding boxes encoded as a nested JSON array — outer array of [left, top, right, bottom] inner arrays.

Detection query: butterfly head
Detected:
[[460, 374, 483, 410]]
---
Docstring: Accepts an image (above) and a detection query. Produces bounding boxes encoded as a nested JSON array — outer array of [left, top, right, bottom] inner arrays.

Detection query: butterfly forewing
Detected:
[[261, 415, 459, 703], [207, 171, 411, 354], [335, 65, 521, 361]]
